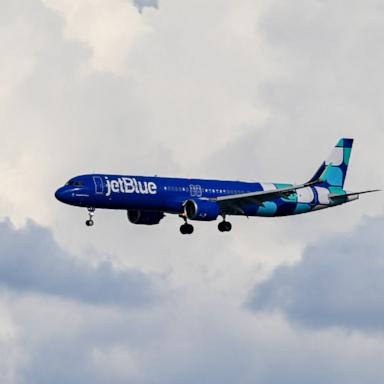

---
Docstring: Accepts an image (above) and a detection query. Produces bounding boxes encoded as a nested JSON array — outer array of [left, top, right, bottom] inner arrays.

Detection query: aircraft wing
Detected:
[[208, 164, 333, 214]]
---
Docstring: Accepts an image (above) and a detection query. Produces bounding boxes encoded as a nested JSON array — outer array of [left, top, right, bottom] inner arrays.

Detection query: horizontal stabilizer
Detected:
[[329, 189, 381, 200]]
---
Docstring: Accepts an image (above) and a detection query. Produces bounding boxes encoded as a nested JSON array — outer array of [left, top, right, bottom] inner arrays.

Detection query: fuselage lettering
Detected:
[[105, 177, 157, 197]]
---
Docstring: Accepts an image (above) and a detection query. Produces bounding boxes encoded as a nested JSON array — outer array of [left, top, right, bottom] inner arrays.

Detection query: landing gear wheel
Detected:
[[86, 207, 95, 227], [224, 221, 232, 232], [218, 221, 232, 232], [180, 223, 194, 235]]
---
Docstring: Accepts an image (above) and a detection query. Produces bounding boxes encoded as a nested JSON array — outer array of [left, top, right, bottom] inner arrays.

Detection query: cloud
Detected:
[[0, 219, 161, 307], [205, 0, 384, 183], [134, 0, 158, 11], [1, 0, 384, 383], [41, 0, 154, 73], [5, 294, 384, 384], [248, 214, 384, 330]]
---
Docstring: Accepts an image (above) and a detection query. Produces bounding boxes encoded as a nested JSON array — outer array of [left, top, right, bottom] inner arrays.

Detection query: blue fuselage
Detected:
[[55, 174, 347, 218]]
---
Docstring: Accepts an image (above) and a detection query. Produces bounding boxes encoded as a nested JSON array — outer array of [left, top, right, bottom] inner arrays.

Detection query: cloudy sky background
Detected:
[[0, 0, 384, 382]]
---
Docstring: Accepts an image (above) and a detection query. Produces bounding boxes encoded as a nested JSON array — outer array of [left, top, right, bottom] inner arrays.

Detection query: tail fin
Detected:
[[309, 138, 353, 188]]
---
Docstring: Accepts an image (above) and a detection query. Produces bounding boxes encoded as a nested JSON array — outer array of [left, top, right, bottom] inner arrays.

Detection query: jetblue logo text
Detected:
[[105, 177, 157, 197]]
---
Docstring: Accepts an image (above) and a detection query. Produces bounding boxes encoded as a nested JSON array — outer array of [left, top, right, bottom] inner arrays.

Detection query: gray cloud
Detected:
[[8, 294, 384, 384], [248, 214, 384, 330], [134, 0, 158, 11], [0, 219, 160, 306]]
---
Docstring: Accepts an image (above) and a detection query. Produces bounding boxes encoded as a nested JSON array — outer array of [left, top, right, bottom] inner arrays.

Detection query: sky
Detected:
[[0, 0, 384, 382]]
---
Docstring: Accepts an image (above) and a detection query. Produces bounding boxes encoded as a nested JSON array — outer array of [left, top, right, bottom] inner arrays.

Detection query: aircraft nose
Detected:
[[55, 187, 69, 203]]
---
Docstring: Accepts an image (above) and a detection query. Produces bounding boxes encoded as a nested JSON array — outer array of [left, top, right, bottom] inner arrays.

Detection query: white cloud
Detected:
[[41, 0, 153, 73], [0, 22, 36, 102]]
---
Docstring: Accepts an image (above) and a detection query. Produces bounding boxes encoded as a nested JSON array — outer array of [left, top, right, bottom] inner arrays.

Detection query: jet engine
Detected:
[[127, 210, 165, 225], [184, 200, 220, 221]]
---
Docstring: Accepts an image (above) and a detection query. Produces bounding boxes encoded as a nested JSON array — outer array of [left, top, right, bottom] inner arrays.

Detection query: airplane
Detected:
[[55, 138, 379, 235]]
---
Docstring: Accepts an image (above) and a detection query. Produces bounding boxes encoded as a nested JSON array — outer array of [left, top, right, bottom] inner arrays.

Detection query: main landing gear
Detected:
[[178, 215, 232, 234], [179, 214, 194, 235], [218, 220, 232, 232], [180, 223, 194, 235], [85, 207, 95, 227]]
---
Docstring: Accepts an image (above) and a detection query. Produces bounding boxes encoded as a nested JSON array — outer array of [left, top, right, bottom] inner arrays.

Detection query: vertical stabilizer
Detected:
[[309, 138, 353, 188]]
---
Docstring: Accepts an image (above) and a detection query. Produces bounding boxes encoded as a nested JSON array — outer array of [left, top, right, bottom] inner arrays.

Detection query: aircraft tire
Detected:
[[180, 223, 194, 235], [218, 221, 232, 232], [86, 220, 94, 227]]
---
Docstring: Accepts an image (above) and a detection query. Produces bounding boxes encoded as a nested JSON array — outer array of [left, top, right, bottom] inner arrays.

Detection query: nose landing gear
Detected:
[[85, 207, 95, 227]]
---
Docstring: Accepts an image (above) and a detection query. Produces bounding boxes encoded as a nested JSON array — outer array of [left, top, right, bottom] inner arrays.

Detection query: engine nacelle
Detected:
[[184, 200, 220, 221], [127, 210, 165, 225]]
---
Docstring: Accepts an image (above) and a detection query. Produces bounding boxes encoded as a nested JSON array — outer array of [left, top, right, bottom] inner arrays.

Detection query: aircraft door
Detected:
[[93, 176, 104, 194]]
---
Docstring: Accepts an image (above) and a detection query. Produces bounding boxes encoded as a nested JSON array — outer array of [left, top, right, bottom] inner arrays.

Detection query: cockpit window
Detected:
[[65, 180, 84, 187]]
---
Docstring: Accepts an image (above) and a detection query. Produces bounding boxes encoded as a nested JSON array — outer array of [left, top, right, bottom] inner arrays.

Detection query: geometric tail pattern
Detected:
[[308, 138, 353, 189]]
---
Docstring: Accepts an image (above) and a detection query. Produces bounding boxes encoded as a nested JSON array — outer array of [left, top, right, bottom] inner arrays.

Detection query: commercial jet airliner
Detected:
[[55, 139, 379, 234]]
